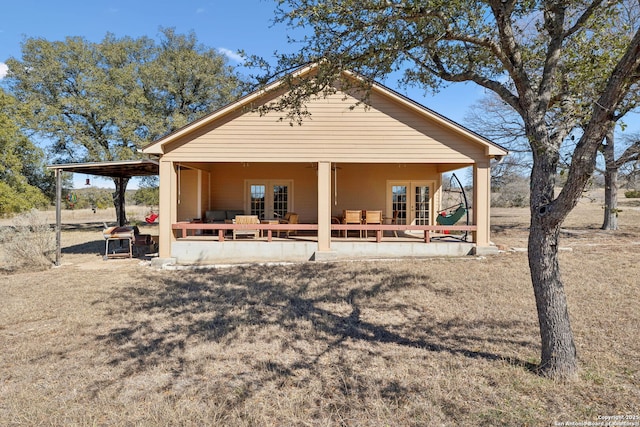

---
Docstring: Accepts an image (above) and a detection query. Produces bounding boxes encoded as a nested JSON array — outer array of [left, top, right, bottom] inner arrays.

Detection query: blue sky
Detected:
[[1, 0, 638, 188], [0, 0, 484, 188], [0, 0, 483, 118], [0, 0, 480, 118]]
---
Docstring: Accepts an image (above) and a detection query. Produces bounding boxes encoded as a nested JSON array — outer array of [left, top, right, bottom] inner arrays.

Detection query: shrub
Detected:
[[491, 177, 530, 208], [133, 185, 159, 207], [0, 209, 55, 272], [624, 189, 640, 198], [0, 181, 49, 216], [64, 188, 114, 210]]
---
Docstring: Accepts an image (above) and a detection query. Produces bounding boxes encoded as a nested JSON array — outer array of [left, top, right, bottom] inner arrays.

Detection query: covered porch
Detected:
[[161, 160, 488, 264], [143, 66, 507, 265]]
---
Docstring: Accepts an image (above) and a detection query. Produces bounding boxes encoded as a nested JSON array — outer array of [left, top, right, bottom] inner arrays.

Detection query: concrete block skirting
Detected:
[[470, 245, 500, 256], [170, 240, 477, 265], [330, 241, 475, 258], [172, 241, 318, 264]]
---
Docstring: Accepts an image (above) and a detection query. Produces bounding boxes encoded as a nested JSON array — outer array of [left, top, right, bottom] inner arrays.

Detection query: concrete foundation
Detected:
[[170, 239, 477, 265], [470, 245, 500, 256]]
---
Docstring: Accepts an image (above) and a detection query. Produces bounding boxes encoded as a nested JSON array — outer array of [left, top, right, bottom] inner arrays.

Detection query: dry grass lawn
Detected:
[[1, 194, 639, 426]]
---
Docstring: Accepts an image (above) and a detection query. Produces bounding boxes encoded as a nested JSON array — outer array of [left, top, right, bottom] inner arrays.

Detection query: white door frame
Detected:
[[386, 180, 435, 225], [244, 179, 294, 219]]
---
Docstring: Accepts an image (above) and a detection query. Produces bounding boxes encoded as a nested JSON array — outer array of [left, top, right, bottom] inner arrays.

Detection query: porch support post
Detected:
[[54, 168, 62, 266], [158, 160, 177, 259], [197, 169, 203, 218], [317, 161, 332, 253], [473, 160, 491, 246]]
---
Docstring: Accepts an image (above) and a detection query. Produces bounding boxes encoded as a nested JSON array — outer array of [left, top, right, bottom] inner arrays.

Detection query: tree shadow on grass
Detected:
[[59, 222, 108, 231], [61, 238, 104, 256], [58, 225, 106, 256], [95, 262, 539, 405], [491, 223, 530, 234]]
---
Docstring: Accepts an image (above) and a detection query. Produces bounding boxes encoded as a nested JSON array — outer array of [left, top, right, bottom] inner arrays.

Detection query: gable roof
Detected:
[[142, 65, 508, 158]]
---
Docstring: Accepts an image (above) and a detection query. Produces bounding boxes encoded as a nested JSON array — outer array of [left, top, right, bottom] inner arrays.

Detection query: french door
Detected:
[[388, 181, 433, 226], [246, 180, 292, 219]]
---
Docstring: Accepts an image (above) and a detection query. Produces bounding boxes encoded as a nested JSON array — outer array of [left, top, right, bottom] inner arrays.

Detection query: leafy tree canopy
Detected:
[[255, 0, 640, 380], [0, 89, 50, 215], [5, 27, 245, 165], [133, 185, 160, 207], [5, 27, 245, 223]]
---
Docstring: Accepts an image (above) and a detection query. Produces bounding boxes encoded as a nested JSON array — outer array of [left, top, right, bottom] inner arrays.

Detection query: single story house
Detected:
[[142, 65, 508, 265]]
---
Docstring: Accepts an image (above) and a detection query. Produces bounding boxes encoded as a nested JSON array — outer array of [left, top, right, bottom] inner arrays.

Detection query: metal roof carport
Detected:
[[47, 160, 159, 266]]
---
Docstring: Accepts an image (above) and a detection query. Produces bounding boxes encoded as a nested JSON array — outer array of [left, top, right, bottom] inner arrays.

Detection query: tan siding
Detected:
[[190, 162, 439, 222], [149, 67, 499, 255], [201, 171, 211, 215], [162, 91, 484, 164], [176, 169, 200, 221], [209, 165, 245, 212], [332, 164, 439, 219], [207, 163, 318, 222]]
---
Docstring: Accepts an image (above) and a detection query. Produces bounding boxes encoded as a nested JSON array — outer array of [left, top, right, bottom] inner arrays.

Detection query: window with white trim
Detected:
[[245, 180, 293, 219]]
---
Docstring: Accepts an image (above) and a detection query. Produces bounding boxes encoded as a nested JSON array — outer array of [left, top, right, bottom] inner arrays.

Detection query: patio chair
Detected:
[[436, 204, 466, 226], [331, 216, 341, 237], [278, 212, 299, 238], [342, 210, 363, 238], [390, 210, 399, 237], [364, 210, 382, 238], [232, 215, 260, 239]]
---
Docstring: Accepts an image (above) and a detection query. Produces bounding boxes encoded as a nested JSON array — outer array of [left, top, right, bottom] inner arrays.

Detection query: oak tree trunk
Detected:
[[602, 128, 619, 230], [112, 177, 130, 226], [528, 130, 578, 380], [528, 219, 578, 379], [602, 168, 619, 230]]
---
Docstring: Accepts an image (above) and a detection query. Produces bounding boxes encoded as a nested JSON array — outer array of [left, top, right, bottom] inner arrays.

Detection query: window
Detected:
[[272, 185, 289, 218], [391, 185, 407, 225], [387, 181, 433, 226], [246, 180, 293, 219], [250, 185, 266, 218]]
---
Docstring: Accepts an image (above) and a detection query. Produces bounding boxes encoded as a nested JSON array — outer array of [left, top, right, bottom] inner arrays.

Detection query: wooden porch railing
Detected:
[[172, 222, 319, 242], [172, 222, 477, 243], [332, 224, 477, 243]]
